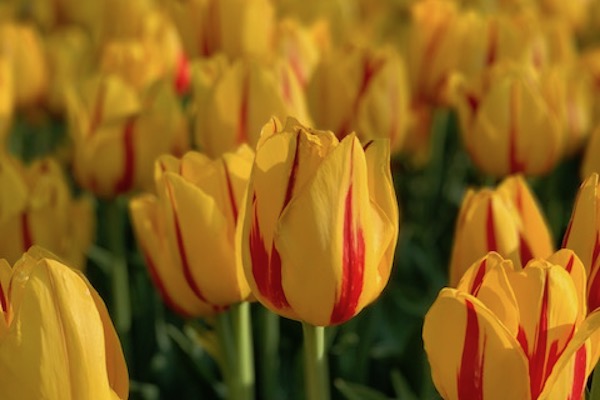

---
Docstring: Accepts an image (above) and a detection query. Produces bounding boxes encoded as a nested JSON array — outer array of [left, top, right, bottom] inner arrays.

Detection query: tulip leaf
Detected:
[[390, 370, 418, 400], [335, 379, 391, 400]]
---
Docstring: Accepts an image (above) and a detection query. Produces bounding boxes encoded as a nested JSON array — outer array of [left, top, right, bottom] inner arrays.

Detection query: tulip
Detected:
[[67, 75, 189, 197], [453, 62, 564, 177], [0, 55, 13, 146], [130, 146, 253, 317], [0, 247, 128, 400], [307, 43, 409, 153], [241, 118, 398, 326], [192, 56, 311, 158], [424, 250, 600, 400], [0, 156, 95, 269], [0, 22, 48, 108], [449, 175, 553, 286], [562, 173, 600, 312]]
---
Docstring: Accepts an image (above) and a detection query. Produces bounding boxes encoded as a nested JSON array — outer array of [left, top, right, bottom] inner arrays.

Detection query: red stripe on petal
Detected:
[[114, 118, 136, 194], [330, 142, 365, 325], [508, 86, 525, 174], [222, 160, 238, 222], [486, 199, 497, 251], [565, 254, 575, 273], [174, 52, 191, 95], [236, 75, 249, 146], [21, 212, 32, 251], [457, 299, 485, 400], [561, 217, 573, 249], [143, 252, 194, 318], [249, 195, 290, 309], [470, 258, 488, 296], [588, 268, 600, 312], [519, 234, 534, 266], [568, 345, 588, 400], [0, 281, 7, 314]]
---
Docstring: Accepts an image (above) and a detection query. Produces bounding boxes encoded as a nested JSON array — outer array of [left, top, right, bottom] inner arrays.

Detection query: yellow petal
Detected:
[[548, 249, 587, 321], [0, 258, 114, 400], [423, 288, 529, 400], [129, 194, 212, 317]]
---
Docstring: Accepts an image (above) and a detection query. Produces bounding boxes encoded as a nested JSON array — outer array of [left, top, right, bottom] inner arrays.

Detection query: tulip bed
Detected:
[[1, 1, 600, 400]]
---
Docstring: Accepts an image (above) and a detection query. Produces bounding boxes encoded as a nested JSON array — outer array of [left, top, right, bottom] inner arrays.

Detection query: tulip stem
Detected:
[[302, 323, 331, 400], [216, 303, 255, 400], [591, 367, 600, 400], [258, 308, 280, 399]]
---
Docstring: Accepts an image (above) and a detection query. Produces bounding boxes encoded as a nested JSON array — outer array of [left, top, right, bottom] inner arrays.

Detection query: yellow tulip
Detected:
[[130, 146, 253, 317], [0, 55, 13, 146], [191, 56, 311, 158], [0, 247, 128, 400], [307, 43, 409, 153], [241, 118, 398, 326], [0, 22, 48, 108], [67, 75, 189, 197], [562, 173, 600, 312], [424, 250, 600, 400], [454, 62, 564, 177], [449, 175, 553, 286], [0, 156, 95, 269]]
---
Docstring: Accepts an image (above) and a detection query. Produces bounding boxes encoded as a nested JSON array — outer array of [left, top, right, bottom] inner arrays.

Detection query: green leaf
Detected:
[[335, 379, 391, 400], [390, 370, 418, 400]]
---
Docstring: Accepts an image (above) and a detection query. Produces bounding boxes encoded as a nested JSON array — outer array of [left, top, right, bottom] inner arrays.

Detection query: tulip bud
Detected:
[[424, 250, 600, 400], [307, 44, 409, 153], [67, 75, 189, 197], [0, 22, 48, 108], [130, 146, 254, 317], [454, 62, 564, 177], [0, 156, 95, 269], [192, 56, 311, 157], [241, 118, 399, 326], [0, 247, 128, 399], [562, 173, 600, 312], [449, 175, 553, 286]]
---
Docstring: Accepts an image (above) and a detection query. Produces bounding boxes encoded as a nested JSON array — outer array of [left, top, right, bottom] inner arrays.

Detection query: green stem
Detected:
[[216, 303, 255, 400], [590, 367, 600, 400], [107, 198, 131, 355], [258, 308, 280, 400], [302, 323, 331, 400]]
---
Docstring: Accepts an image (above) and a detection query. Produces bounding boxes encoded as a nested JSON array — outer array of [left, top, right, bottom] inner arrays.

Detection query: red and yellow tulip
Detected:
[[130, 146, 253, 317], [241, 118, 398, 326], [424, 250, 600, 400], [449, 175, 553, 286]]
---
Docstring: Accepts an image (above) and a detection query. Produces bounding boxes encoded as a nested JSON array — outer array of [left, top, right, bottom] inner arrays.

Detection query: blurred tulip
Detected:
[[130, 146, 254, 317], [562, 173, 600, 312], [307, 43, 409, 153], [241, 118, 398, 326], [100, 10, 190, 94], [449, 175, 553, 286], [582, 48, 600, 125], [453, 62, 564, 176], [44, 27, 94, 113], [0, 22, 48, 108], [0, 156, 94, 269], [538, 0, 591, 31], [192, 55, 311, 157], [424, 250, 600, 400], [0, 55, 13, 146], [67, 75, 189, 197], [0, 247, 128, 400]]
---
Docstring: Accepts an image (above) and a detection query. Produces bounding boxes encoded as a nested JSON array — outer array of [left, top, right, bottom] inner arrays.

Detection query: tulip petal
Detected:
[[0, 258, 114, 400], [130, 194, 212, 317], [423, 288, 529, 400], [548, 249, 587, 320]]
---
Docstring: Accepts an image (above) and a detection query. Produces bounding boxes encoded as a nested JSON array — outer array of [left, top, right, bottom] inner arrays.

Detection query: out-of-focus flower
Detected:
[[0, 247, 128, 400], [562, 173, 600, 312], [424, 250, 600, 400], [538, 0, 591, 31], [0, 156, 94, 269], [167, 0, 275, 59], [0, 22, 48, 108], [541, 65, 593, 155], [100, 10, 190, 94], [449, 175, 553, 286], [241, 118, 398, 326], [0, 55, 13, 146], [191, 56, 311, 157], [130, 146, 253, 317], [453, 62, 564, 177], [67, 75, 189, 197], [582, 48, 600, 124], [582, 127, 600, 181], [307, 43, 409, 153], [44, 27, 94, 114], [275, 18, 329, 88]]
